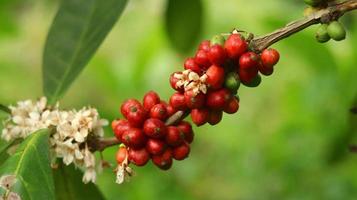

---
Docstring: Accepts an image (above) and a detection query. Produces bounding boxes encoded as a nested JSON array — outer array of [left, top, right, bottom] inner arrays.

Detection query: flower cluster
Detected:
[[1, 97, 108, 184]]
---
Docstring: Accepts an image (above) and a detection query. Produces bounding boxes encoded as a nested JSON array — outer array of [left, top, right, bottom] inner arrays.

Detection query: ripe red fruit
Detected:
[[116, 146, 128, 164], [206, 65, 225, 90], [224, 34, 248, 59], [143, 91, 160, 111], [184, 57, 201, 73], [165, 103, 176, 117], [128, 148, 150, 166], [121, 128, 147, 149], [224, 96, 240, 114], [261, 48, 280, 67], [170, 72, 184, 91], [173, 142, 190, 160], [239, 52, 259, 72], [195, 50, 211, 69], [206, 88, 232, 110], [143, 118, 167, 139], [111, 119, 120, 130], [208, 110, 223, 125], [208, 44, 227, 65], [150, 103, 168, 120], [152, 148, 173, 170], [169, 92, 187, 110], [113, 119, 131, 141], [258, 61, 274, 76], [198, 40, 211, 52], [238, 68, 258, 84], [146, 139, 166, 155], [191, 108, 209, 126], [120, 99, 141, 118], [166, 126, 185, 147], [184, 90, 205, 109], [177, 121, 194, 144], [126, 103, 147, 127]]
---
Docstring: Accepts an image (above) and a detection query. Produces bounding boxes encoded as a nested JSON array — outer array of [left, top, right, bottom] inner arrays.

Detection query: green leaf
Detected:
[[164, 0, 203, 53], [0, 104, 10, 114], [0, 129, 54, 200], [53, 162, 105, 200], [43, 0, 128, 104]]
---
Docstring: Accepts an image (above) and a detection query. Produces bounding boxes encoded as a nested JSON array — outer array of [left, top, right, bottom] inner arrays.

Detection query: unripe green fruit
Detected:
[[244, 74, 261, 88], [224, 72, 240, 94], [315, 24, 330, 43], [304, 0, 323, 7], [211, 35, 225, 46], [327, 21, 346, 41]]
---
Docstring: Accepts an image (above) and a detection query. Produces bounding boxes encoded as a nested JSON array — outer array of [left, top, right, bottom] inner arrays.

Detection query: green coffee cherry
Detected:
[[304, 0, 323, 7], [315, 24, 330, 43], [327, 21, 346, 41], [211, 35, 226, 46], [224, 72, 240, 94], [245, 74, 261, 88]]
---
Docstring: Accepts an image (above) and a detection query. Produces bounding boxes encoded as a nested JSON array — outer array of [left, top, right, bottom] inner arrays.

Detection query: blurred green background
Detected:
[[1, 0, 357, 199]]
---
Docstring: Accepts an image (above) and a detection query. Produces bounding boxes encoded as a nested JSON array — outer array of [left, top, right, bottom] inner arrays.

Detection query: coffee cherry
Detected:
[[143, 118, 167, 139], [150, 103, 168, 120], [224, 72, 240, 94], [198, 40, 211, 52], [143, 91, 160, 111], [316, 24, 330, 43], [195, 50, 211, 69], [146, 139, 166, 155], [261, 48, 280, 68], [170, 72, 183, 91], [206, 88, 232, 110], [244, 74, 262, 88], [191, 108, 209, 126], [184, 90, 206, 109], [239, 52, 260, 72], [238, 68, 258, 84], [128, 148, 150, 166], [173, 142, 190, 160], [166, 126, 185, 147], [211, 34, 226, 46], [177, 121, 194, 144], [121, 99, 141, 118], [206, 65, 225, 90], [184, 58, 201, 74], [208, 44, 227, 65], [113, 119, 131, 141], [224, 34, 248, 59], [165, 103, 177, 117], [121, 128, 147, 149], [126, 103, 147, 127], [224, 96, 239, 114], [169, 92, 187, 110], [111, 119, 120, 130], [258, 61, 274, 76], [208, 110, 223, 125], [327, 21, 346, 41], [116, 146, 128, 164], [152, 148, 173, 170]]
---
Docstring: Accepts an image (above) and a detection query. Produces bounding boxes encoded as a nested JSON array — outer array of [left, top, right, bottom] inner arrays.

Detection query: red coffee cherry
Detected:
[[143, 118, 167, 139], [239, 52, 260, 72], [184, 57, 201, 74], [258, 61, 274, 76], [166, 126, 185, 147], [169, 92, 187, 110], [206, 65, 225, 90], [191, 108, 209, 126], [111, 119, 120, 130], [150, 103, 168, 120], [170, 72, 183, 91], [206, 88, 232, 110], [261, 48, 280, 68], [224, 34, 248, 59], [224, 96, 239, 114], [143, 91, 160, 111], [173, 142, 190, 160], [184, 90, 205, 109], [195, 50, 211, 69], [208, 110, 223, 125], [146, 139, 166, 155], [198, 40, 211, 52], [177, 121, 194, 144], [113, 119, 131, 141], [126, 103, 147, 127], [165, 103, 177, 117], [121, 128, 147, 149], [208, 44, 227, 65], [152, 148, 173, 170], [128, 148, 150, 166], [120, 99, 141, 118], [116, 146, 128, 164], [238, 68, 258, 84]]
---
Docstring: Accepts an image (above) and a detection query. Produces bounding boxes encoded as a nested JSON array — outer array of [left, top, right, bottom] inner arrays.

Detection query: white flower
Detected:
[[82, 167, 96, 184], [174, 70, 208, 96]]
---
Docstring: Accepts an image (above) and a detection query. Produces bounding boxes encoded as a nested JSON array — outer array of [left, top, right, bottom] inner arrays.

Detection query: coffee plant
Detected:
[[0, 0, 356, 199]]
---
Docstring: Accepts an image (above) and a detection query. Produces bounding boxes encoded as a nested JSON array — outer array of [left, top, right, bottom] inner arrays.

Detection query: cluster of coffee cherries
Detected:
[[112, 91, 194, 171]]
